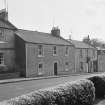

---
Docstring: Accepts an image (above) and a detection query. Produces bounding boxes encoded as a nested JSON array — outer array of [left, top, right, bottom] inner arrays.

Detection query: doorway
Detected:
[[54, 62, 58, 75], [93, 60, 98, 72]]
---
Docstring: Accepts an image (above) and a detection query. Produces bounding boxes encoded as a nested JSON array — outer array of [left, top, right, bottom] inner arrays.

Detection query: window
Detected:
[[0, 30, 3, 37], [80, 62, 83, 70], [65, 46, 69, 56], [86, 49, 88, 56], [38, 45, 43, 57], [0, 53, 4, 65], [80, 49, 83, 58], [38, 63, 43, 75], [65, 62, 69, 66], [53, 46, 57, 55], [93, 50, 95, 57], [65, 62, 69, 71], [103, 50, 105, 54]]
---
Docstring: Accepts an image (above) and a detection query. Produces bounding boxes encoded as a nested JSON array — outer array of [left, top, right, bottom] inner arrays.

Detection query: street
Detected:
[[0, 73, 104, 101]]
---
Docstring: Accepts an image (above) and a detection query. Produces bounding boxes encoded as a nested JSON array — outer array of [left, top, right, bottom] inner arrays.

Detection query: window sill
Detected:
[[53, 54, 57, 56], [38, 72, 43, 75], [65, 54, 69, 56], [0, 64, 5, 66], [65, 69, 69, 71], [38, 55, 44, 57]]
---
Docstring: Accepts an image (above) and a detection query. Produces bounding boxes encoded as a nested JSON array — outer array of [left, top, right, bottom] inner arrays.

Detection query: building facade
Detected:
[[69, 40, 97, 73], [15, 29, 75, 77], [97, 47, 105, 72], [0, 9, 18, 77], [0, 9, 76, 78], [0, 9, 102, 79]]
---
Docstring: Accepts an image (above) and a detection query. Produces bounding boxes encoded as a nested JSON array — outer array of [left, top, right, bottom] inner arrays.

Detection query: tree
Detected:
[[82, 36, 105, 48], [90, 38, 102, 47]]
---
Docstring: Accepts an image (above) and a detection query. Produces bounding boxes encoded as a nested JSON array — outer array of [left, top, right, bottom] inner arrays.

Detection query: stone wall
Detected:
[[25, 43, 75, 77]]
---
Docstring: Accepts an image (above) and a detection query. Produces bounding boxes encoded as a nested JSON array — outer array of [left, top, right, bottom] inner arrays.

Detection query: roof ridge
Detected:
[[18, 29, 50, 34], [18, 28, 41, 32], [16, 30, 73, 45], [71, 40, 95, 49], [59, 36, 74, 46]]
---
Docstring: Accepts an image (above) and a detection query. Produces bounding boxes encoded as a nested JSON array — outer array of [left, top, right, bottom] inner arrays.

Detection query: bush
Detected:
[[55, 80, 95, 105], [1, 91, 46, 105], [0, 79, 95, 105], [88, 75, 105, 98], [39, 88, 65, 105]]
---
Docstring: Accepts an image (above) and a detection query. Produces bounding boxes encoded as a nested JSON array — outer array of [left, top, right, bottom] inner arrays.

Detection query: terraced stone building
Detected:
[[69, 40, 97, 73], [0, 9, 75, 78]]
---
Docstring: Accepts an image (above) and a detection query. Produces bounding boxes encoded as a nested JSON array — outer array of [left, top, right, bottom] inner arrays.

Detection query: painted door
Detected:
[[54, 62, 58, 75]]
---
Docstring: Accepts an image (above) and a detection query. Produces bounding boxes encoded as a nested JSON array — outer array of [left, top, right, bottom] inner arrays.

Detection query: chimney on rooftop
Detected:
[[0, 9, 8, 21], [51, 27, 60, 37]]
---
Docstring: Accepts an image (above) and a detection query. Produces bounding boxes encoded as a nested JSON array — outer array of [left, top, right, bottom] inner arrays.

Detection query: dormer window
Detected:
[[53, 46, 57, 56], [65, 46, 69, 56], [38, 45, 43, 57]]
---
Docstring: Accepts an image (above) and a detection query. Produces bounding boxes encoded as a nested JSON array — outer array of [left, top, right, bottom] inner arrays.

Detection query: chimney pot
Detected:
[[51, 27, 60, 37]]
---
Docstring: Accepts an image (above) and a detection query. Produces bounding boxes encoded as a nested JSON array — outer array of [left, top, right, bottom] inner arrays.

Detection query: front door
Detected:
[[93, 60, 98, 72], [54, 62, 58, 75]]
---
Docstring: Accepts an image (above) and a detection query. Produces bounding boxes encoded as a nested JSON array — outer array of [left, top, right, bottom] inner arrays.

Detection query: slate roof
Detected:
[[0, 19, 17, 30], [71, 40, 95, 49], [16, 29, 73, 45]]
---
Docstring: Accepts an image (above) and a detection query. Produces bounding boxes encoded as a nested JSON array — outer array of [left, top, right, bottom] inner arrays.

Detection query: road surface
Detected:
[[0, 73, 104, 101]]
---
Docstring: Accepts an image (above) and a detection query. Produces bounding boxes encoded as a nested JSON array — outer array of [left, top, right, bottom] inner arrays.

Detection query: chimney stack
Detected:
[[51, 27, 60, 37], [0, 9, 8, 21]]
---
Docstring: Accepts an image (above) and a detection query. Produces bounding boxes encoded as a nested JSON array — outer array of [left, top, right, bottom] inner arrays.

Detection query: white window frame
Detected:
[[38, 63, 44, 75], [0, 30, 3, 37], [80, 49, 83, 58], [0, 53, 4, 65], [38, 45, 44, 57], [80, 62, 83, 70], [93, 50, 95, 57], [65, 46, 69, 56], [53, 46, 57, 56], [65, 62, 69, 71], [86, 49, 88, 57]]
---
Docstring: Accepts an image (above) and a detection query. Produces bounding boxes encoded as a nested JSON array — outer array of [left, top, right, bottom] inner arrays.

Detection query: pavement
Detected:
[[0, 72, 104, 84], [94, 99, 105, 105]]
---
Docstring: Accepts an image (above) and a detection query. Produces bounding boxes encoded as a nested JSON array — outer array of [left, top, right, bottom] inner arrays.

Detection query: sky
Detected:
[[0, 0, 105, 41]]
